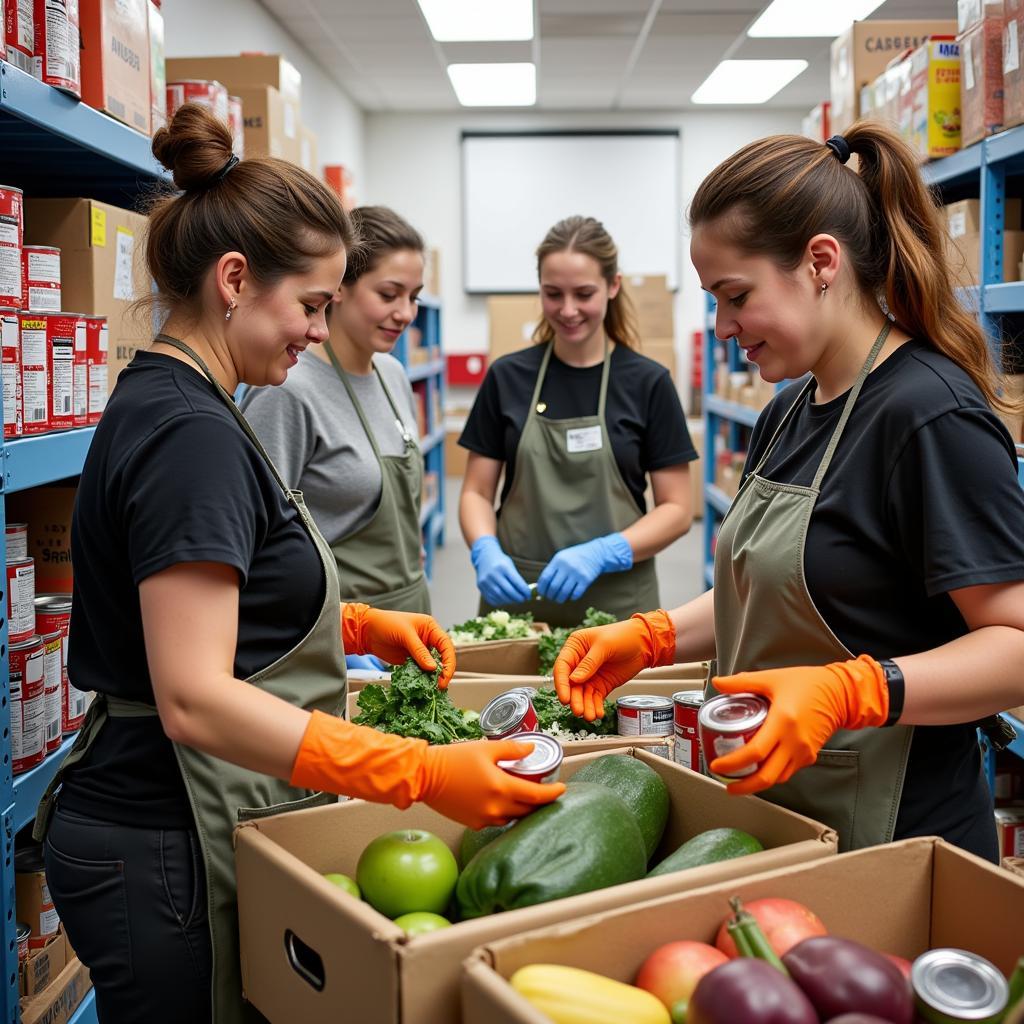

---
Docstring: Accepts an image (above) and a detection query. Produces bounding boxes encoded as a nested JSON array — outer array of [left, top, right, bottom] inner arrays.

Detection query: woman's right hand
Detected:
[[553, 610, 678, 721]]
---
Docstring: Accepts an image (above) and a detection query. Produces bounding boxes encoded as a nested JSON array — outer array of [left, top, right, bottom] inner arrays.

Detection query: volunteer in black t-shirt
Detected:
[[34, 105, 562, 1024], [460, 215, 697, 627], [552, 124, 1024, 860]]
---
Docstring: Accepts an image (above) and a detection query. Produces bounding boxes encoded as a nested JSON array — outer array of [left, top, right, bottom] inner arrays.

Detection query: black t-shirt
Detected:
[[743, 340, 1024, 860], [59, 351, 325, 829], [459, 343, 697, 514]]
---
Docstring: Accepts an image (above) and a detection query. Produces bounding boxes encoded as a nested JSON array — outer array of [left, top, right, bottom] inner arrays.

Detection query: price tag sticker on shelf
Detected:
[[114, 228, 135, 300], [91, 207, 107, 247]]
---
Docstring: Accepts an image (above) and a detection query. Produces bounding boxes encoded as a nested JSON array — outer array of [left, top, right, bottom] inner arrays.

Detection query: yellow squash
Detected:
[[510, 964, 671, 1024]]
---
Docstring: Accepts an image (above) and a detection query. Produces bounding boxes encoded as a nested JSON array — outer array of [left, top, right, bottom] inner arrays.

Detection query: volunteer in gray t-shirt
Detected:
[[243, 207, 432, 638]]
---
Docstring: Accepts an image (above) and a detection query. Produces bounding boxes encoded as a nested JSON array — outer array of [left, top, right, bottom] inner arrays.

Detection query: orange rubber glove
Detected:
[[553, 610, 677, 721], [290, 711, 565, 830], [709, 655, 890, 796], [342, 603, 456, 689]]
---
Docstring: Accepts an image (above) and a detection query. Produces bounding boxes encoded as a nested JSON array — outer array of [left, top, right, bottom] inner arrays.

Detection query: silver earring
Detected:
[[225, 301, 236, 321], [820, 282, 828, 294]]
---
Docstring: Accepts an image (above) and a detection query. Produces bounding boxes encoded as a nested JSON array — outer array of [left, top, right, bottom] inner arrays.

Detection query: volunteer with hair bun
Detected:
[[553, 125, 1024, 860], [459, 215, 697, 628], [33, 105, 563, 1024]]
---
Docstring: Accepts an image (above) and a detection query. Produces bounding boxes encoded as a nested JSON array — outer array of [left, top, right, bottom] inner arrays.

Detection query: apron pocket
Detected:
[[236, 791, 335, 824]]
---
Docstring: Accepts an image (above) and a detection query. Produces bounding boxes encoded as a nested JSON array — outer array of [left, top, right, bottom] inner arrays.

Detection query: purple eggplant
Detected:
[[826, 1016, 896, 1024], [783, 936, 914, 1024], [688, 958, 818, 1024]]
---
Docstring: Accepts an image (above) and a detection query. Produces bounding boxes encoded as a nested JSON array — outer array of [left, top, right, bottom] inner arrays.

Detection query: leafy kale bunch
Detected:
[[449, 609, 534, 646], [536, 607, 618, 676], [531, 687, 617, 736], [353, 650, 483, 744]]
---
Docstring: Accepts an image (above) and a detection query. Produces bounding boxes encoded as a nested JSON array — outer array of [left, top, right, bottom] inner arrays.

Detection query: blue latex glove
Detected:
[[345, 653, 388, 672], [470, 535, 532, 607], [537, 533, 633, 604]]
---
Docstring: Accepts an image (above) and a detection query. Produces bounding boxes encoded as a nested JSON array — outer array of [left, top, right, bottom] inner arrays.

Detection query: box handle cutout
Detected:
[[284, 929, 325, 991]]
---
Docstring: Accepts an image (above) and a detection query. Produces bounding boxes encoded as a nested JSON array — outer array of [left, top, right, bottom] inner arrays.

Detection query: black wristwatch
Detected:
[[878, 659, 905, 727]]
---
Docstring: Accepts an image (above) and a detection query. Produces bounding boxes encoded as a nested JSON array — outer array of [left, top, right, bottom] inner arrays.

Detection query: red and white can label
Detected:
[[72, 314, 87, 425], [11, 636, 46, 774], [46, 312, 75, 430], [41, 631, 63, 754], [672, 690, 705, 773], [2, 308, 22, 437], [19, 313, 49, 433], [166, 79, 229, 124], [4, 0, 34, 74], [21, 245, 61, 312], [32, 0, 80, 96], [7, 556, 36, 644], [86, 316, 108, 423], [616, 695, 674, 737], [64, 673, 88, 734], [0, 186, 24, 308], [6, 522, 28, 562]]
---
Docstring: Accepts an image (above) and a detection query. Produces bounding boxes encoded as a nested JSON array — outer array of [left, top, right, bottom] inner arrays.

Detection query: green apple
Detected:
[[393, 911, 452, 936], [322, 872, 361, 899], [356, 829, 458, 919]]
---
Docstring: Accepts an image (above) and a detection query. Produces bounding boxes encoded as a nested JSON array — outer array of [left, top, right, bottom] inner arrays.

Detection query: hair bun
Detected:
[[152, 102, 235, 191]]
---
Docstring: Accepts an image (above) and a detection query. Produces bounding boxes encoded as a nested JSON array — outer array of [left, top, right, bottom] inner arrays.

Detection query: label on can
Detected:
[[673, 690, 705, 772], [34, 0, 80, 95], [616, 695, 674, 737], [72, 315, 87, 425], [49, 313, 74, 429], [11, 635, 46, 774], [22, 245, 61, 312], [19, 314, 49, 432], [0, 186, 24, 308], [698, 693, 768, 782], [41, 631, 63, 754], [6, 522, 28, 561], [480, 690, 538, 738], [166, 79, 229, 123], [2, 310, 21, 436], [86, 316, 108, 423], [8, 556, 36, 643], [17, 923, 30, 964]]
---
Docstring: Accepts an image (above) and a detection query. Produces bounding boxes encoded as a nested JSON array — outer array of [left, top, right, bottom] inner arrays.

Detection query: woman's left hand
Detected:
[[537, 533, 633, 604], [341, 604, 456, 689], [710, 655, 891, 795]]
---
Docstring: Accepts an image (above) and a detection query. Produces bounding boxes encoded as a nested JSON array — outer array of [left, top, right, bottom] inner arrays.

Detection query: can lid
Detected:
[[0, 307, 20, 314], [698, 693, 769, 733], [7, 556, 34, 566], [41, 630, 62, 643], [673, 690, 705, 706], [5, 522, 28, 530], [497, 732, 562, 774], [16, 922, 30, 940], [479, 690, 532, 736], [23, 244, 59, 251], [912, 949, 1008, 1019], [10, 634, 42, 651], [617, 695, 673, 710], [35, 593, 72, 611], [510, 686, 539, 698]]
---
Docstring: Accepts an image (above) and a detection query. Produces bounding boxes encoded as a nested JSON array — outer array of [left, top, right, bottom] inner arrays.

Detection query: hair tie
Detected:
[[209, 154, 239, 186], [825, 135, 851, 165]]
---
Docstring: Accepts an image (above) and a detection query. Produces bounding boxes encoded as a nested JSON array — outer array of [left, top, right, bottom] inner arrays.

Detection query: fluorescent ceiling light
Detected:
[[748, 0, 885, 38], [417, 0, 533, 42], [692, 59, 808, 104], [447, 63, 536, 106]]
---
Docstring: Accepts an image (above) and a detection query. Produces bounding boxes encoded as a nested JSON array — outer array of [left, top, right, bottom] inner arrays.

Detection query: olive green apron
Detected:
[[712, 323, 914, 853], [483, 340, 660, 627], [323, 344, 430, 614], [35, 335, 348, 1024]]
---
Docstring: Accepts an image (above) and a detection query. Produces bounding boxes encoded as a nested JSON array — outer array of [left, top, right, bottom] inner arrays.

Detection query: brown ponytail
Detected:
[[533, 215, 641, 349], [689, 120, 1019, 414]]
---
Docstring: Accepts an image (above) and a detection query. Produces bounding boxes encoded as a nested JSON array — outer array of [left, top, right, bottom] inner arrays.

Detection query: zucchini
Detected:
[[458, 822, 512, 868], [647, 827, 763, 877]]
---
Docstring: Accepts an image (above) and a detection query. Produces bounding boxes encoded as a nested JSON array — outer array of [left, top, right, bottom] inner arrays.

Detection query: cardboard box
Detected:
[[234, 85, 299, 164], [148, 0, 166, 133], [448, 662, 710, 684], [488, 295, 541, 363], [960, 16, 1005, 146], [24, 198, 151, 395], [462, 836, 1024, 1024], [1004, 0, 1024, 129], [445, 430, 469, 477], [946, 197, 1023, 235], [801, 101, 831, 141], [448, 623, 552, 677], [908, 37, 962, 161], [624, 274, 674, 339], [21, 931, 67, 997], [998, 373, 1024, 440], [19, 956, 91, 1024], [424, 247, 441, 297], [947, 229, 1024, 286], [641, 337, 676, 381], [7, 486, 75, 594], [80, 0, 151, 136], [235, 748, 835, 1024], [830, 19, 958, 133], [1004, 854, 1024, 876], [299, 124, 318, 175], [960, 0, 1005, 34]]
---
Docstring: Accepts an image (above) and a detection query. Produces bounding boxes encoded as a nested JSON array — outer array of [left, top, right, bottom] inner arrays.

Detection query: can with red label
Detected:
[[35, 593, 74, 733], [40, 630, 63, 754], [228, 94, 245, 158], [85, 315, 108, 424], [616, 695, 674, 736], [11, 633, 45, 774], [672, 690, 706, 772], [21, 245, 61, 312], [6, 521, 28, 561], [72, 313, 87, 426], [479, 689, 538, 738], [7, 555, 36, 644], [2, 306, 21, 437], [0, 185, 23, 308], [15, 844, 60, 949], [32, 0, 80, 96], [48, 312, 76, 430], [166, 79, 229, 124], [17, 923, 30, 965], [698, 693, 769, 782], [19, 312, 49, 434], [497, 731, 563, 783], [995, 807, 1024, 858], [4, 1, 34, 75]]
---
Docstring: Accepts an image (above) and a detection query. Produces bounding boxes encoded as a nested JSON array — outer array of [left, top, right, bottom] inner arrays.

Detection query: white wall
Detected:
[[364, 109, 802, 407], [163, 0, 365, 180]]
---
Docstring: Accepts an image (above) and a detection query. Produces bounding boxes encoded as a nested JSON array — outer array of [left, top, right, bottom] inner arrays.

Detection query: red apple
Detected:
[[883, 953, 913, 980], [635, 941, 728, 1022], [715, 898, 827, 958]]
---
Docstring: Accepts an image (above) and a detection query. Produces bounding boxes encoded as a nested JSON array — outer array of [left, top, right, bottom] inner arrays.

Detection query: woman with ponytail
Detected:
[[552, 124, 1024, 859], [459, 215, 697, 627]]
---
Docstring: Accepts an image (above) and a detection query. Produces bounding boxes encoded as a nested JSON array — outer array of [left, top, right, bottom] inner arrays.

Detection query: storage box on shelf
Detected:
[[959, 6, 1006, 147]]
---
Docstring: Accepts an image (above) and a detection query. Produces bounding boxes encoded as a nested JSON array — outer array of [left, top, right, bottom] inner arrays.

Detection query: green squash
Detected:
[[646, 827, 764, 877], [458, 822, 512, 869]]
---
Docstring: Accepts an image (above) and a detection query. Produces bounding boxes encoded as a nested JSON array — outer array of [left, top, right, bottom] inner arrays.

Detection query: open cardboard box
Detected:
[[462, 836, 1024, 1024], [235, 748, 835, 1024], [451, 623, 550, 677], [450, 662, 710, 686], [19, 955, 90, 1024]]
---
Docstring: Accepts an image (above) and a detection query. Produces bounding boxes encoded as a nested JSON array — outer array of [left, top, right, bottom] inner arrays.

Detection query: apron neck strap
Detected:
[[527, 339, 612, 419]]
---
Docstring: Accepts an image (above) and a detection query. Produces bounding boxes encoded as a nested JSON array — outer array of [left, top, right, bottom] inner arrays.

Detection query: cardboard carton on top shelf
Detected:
[[946, 229, 1024, 286], [233, 85, 299, 165], [960, 14, 1006, 146], [624, 273, 674, 338], [959, 0, 1006, 34], [946, 197, 1023, 235], [462, 836, 1024, 1024], [235, 747, 835, 1024], [80, 0, 151, 136], [641, 337, 676, 381], [907, 37, 962, 162], [487, 295, 541, 363], [1005, 0, 1024, 128], [830, 18, 958, 133]]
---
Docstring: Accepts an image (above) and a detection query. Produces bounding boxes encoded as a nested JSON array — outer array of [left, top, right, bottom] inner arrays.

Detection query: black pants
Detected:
[[44, 804, 212, 1024]]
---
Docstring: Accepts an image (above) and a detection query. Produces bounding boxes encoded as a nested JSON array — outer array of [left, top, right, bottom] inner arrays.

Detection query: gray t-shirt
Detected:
[[241, 351, 419, 544]]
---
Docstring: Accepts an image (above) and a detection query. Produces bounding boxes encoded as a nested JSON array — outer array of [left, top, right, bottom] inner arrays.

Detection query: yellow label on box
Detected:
[[910, 39, 961, 160], [91, 208, 107, 247]]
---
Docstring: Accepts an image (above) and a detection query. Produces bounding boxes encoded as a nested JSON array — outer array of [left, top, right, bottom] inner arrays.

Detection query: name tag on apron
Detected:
[[566, 425, 603, 453]]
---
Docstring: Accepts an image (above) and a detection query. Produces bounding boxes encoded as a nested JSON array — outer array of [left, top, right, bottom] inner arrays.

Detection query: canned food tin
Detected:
[[228, 94, 245, 157], [6, 521, 28, 560], [41, 630, 63, 754], [19, 312, 49, 434], [21, 244, 60, 312], [11, 634, 46, 774], [672, 690, 706, 772], [32, 0, 80, 96], [35, 594, 76, 733], [16, 922, 30, 964], [497, 731, 563, 783], [46, 312, 77, 430], [4, 2, 34, 75], [2, 307, 21, 437], [480, 689, 538, 738], [616, 695, 674, 737], [7, 555, 36, 644], [72, 312, 87, 425], [15, 843, 60, 949], [698, 693, 769, 782], [85, 315, 108, 424], [0, 186, 24, 308], [166, 79, 229, 124], [912, 949, 1008, 1023]]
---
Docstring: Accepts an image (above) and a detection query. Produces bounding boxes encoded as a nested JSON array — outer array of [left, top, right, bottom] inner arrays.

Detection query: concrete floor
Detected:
[[427, 478, 705, 627]]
